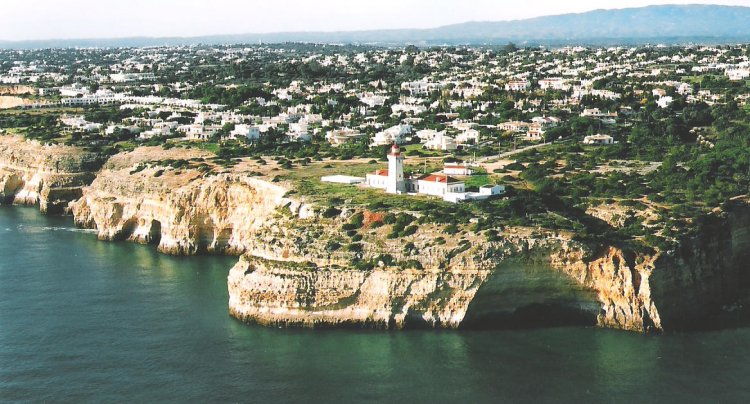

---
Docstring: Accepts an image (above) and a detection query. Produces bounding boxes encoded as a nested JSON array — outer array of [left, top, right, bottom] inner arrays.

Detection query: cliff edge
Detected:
[[0, 135, 106, 213]]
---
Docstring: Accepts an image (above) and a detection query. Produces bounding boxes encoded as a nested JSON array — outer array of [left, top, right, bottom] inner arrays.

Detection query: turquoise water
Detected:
[[1, 205, 750, 403]]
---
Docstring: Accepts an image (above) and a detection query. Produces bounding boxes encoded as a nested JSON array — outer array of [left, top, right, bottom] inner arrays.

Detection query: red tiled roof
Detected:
[[372, 169, 389, 176], [417, 173, 462, 184]]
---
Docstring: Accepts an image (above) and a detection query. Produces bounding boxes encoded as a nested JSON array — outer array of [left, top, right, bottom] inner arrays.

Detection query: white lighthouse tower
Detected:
[[386, 143, 406, 194]]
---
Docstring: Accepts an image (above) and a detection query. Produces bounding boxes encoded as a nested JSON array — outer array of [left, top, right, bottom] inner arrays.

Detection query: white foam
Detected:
[[41, 226, 98, 234]]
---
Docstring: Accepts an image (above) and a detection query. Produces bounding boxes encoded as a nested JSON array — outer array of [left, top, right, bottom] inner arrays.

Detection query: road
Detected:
[[477, 139, 566, 163]]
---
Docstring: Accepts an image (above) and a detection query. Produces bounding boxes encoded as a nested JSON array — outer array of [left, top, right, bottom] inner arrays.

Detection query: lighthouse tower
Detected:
[[386, 143, 406, 194]]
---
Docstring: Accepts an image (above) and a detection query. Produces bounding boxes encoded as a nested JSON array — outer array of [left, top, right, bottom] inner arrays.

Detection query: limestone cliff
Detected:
[[228, 204, 750, 332], [227, 229, 601, 330], [69, 147, 315, 255], [4, 139, 736, 333], [0, 85, 35, 96], [0, 135, 105, 213]]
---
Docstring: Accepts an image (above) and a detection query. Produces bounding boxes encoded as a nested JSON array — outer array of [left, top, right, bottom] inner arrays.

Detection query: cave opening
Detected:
[[148, 220, 162, 245], [461, 260, 599, 330]]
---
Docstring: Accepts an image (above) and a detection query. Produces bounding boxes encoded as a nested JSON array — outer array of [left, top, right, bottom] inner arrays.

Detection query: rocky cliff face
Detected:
[[0, 135, 105, 213], [69, 147, 315, 255], [228, 230, 604, 330], [0, 85, 34, 96], [228, 205, 750, 332], [228, 256, 490, 328], [4, 137, 745, 333]]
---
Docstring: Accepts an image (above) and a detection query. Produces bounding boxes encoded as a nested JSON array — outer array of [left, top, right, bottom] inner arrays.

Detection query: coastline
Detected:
[[2, 134, 749, 333]]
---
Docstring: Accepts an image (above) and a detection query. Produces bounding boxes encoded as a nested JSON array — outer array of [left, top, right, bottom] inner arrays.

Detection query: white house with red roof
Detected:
[[362, 144, 504, 203], [366, 144, 465, 197], [366, 169, 390, 190], [410, 173, 465, 196]]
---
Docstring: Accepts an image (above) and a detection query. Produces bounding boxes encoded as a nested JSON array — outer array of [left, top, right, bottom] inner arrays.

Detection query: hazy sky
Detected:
[[3, 0, 750, 41]]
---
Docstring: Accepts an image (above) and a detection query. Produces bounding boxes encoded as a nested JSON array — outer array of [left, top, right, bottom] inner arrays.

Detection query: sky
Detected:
[[3, 0, 750, 41]]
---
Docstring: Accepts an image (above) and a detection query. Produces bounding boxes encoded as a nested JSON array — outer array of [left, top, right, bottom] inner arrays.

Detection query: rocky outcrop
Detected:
[[0, 135, 105, 213], [69, 147, 315, 255], [0, 85, 35, 96], [228, 234, 600, 330], [0, 86, 37, 109], [2, 138, 735, 333], [228, 256, 489, 328], [228, 205, 750, 332]]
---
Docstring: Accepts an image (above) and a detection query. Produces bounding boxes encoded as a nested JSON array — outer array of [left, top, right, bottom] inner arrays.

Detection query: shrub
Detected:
[[325, 241, 341, 251], [322, 206, 342, 218], [402, 225, 418, 237], [345, 243, 362, 253]]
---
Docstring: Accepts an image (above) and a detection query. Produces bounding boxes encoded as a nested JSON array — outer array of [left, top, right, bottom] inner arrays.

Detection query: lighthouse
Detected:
[[386, 143, 406, 194]]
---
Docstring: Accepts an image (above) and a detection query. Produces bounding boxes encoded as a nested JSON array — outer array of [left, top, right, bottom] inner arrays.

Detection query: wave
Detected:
[[12, 224, 98, 234], [42, 226, 98, 234]]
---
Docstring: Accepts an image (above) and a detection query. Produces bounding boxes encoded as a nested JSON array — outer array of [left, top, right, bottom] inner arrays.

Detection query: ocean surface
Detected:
[[1, 205, 750, 403]]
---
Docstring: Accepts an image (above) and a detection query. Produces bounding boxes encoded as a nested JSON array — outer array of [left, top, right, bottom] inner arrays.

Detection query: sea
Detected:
[[1, 205, 750, 403]]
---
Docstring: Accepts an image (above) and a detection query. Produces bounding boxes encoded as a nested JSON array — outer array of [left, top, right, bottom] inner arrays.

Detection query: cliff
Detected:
[[228, 202, 750, 332], [0, 85, 35, 96], [0, 85, 38, 109], [69, 147, 315, 255], [0, 135, 105, 213], [2, 138, 745, 333]]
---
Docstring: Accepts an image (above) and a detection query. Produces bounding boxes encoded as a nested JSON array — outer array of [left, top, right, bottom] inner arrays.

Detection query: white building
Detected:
[[359, 94, 387, 108], [371, 124, 412, 147], [415, 129, 441, 143], [581, 108, 617, 118], [455, 128, 480, 145], [424, 133, 457, 151], [443, 163, 474, 176], [583, 134, 614, 145], [391, 103, 427, 115], [498, 121, 530, 133], [401, 80, 443, 96], [657, 96, 674, 109], [326, 128, 367, 146], [726, 68, 750, 81], [444, 184, 505, 203], [365, 169, 391, 190], [538, 78, 570, 91], [676, 82, 693, 95], [531, 116, 561, 129], [110, 72, 156, 83], [505, 79, 530, 92], [59, 83, 89, 97], [139, 121, 176, 139], [411, 173, 465, 197], [181, 124, 218, 141], [321, 175, 365, 185], [362, 145, 505, 203], [60, 115, 101, 132]]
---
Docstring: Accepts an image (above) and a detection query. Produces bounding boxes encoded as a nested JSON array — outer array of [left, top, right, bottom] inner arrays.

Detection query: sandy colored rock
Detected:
[[0, 135, 105, 213]]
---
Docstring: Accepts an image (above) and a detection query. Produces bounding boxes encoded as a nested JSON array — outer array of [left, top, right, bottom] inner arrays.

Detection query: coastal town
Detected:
[[6, 43, 742, 154], [2, 42, 750, 248], [8, 2, 750, 402]]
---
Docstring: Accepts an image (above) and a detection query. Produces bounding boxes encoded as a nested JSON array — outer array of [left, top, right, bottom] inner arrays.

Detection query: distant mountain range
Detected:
[[4, 4, 750, 49]]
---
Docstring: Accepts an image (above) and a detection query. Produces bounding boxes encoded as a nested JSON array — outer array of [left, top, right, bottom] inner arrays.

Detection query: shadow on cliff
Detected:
[[459, 259, 600, 330]]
